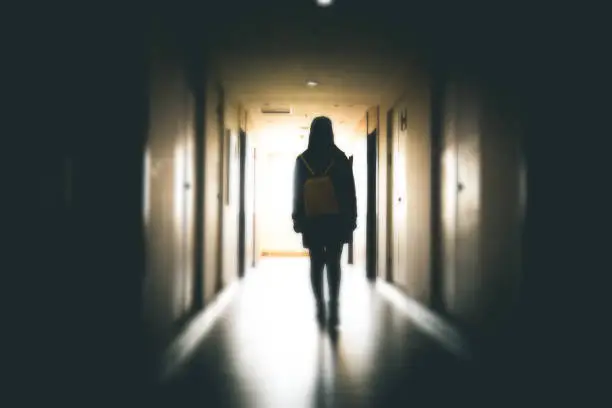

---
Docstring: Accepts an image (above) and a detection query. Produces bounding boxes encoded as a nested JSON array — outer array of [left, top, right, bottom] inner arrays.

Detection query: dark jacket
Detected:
[[292, 145, 357, 248]]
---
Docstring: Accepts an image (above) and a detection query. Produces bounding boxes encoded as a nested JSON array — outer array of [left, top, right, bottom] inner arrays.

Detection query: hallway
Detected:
[[19, 1, 607, 406], [155, 258, 475, 408]]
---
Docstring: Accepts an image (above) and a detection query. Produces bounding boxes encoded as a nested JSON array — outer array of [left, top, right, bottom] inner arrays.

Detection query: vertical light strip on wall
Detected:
[[143, 146, 151, 226], [174, 136, 186, 318]]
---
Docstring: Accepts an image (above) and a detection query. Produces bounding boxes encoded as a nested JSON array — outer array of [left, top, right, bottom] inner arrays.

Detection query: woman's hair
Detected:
[[307, 116, 335, 153]]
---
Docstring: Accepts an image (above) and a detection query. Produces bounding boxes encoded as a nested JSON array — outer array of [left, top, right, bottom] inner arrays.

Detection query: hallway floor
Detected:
[[154, 258, 482, 408]]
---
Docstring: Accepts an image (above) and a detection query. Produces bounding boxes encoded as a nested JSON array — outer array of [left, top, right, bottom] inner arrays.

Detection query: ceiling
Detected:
[[207, 3, 418, 138], [215, 49, 410, 137]]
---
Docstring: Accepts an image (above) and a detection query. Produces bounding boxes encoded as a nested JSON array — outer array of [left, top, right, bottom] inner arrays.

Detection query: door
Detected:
[[454, 84, 481, 319], [393, 104, 409, 287], [181, 97, 195, 315], [173, 87, 195, 319], [441, 84, 458, 311]]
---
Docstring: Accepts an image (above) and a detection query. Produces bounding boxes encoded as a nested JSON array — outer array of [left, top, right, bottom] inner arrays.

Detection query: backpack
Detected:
[[300, 154, 340, 217]]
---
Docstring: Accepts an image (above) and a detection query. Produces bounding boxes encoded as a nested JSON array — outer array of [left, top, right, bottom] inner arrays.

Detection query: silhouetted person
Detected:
[[292, 116, 357, 326]]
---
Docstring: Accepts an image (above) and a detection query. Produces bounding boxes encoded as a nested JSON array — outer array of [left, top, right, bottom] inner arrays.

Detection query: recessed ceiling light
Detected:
[[306, 80, 319, 87], [316, 0, 333, 7]]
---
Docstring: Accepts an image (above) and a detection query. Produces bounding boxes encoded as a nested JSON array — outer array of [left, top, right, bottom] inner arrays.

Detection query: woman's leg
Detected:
[[308, 244, 326, 321], [325, 242, 344, 325]]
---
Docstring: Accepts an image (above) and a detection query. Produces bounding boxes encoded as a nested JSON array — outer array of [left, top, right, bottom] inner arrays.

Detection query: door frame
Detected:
[[385, 108, 394, 282], [251, 147, 258, 267], [237, 128, 247, 278], [366, 107, 379, 280], [347, 155, 355, 265]]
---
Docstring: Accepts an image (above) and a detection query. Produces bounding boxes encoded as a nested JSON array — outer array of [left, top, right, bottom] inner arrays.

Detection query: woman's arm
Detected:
[[347, 161, 357, 230], [292, 158, 304, 232]]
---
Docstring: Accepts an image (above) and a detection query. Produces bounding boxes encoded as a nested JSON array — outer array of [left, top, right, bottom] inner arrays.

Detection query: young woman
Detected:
[[292, 116, 357, 326]]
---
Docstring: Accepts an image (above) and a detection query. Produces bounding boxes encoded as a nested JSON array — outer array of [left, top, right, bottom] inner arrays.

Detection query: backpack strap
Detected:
[[299, 155, 315, 175], [323, 160, 335, 175], [300, 154, 334, 176]]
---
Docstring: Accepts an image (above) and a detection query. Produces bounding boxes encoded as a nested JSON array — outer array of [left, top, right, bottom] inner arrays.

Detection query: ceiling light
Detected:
[[316, 0, 333, 7], [306, 80, 319, 87]]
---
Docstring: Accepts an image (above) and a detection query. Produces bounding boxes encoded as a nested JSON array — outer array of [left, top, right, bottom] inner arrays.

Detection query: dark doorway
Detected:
[[347, 155, 354, 265], [237, 128, 247, 278], [366, 127, 378, 280], [385, 108, 394, 282]]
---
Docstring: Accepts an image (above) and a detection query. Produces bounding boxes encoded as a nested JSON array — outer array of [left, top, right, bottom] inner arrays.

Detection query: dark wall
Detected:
[[431, 7, 600, 399], [439, 76, 524, 337], [18, 7, 210, 403], [32, 14, 154, 404]]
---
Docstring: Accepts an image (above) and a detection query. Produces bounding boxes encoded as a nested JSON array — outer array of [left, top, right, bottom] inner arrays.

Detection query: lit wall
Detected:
[[255, 126, 307, 256], [142, 47, 198, 352]]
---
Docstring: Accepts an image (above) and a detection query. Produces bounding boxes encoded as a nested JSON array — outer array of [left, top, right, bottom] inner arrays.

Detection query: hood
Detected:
[[307, 116, 335, 154]]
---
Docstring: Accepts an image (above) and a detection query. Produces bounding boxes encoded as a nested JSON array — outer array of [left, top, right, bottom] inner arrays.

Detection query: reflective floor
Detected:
[[155, 258, 484, 408]]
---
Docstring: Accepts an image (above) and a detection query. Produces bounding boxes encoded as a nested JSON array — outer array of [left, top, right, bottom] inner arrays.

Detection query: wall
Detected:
[[256, 146, 305, 255], [141, 46, 243, 355], [478, 87, 524, 334], [142, 44, 197, 352], [48, 21, 153, 399], [252, 126, 311, 256], [440, 78, 524, 337], [388, 78, 432, 304], [202, 77, 224, 300]]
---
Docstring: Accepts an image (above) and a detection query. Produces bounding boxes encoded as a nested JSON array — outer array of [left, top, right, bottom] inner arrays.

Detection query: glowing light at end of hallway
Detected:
[[306, 80, 319, 87], [316, 0, 334, 6]]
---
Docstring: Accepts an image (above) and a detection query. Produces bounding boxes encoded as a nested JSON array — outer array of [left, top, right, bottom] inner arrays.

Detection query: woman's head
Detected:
[[308, 116, 335, 153]]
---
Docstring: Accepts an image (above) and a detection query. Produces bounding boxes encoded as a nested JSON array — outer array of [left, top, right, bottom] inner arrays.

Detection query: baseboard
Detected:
[[158, 281, 241, 383], [375, 279, 472, 360], [260, 250, 309, 257]]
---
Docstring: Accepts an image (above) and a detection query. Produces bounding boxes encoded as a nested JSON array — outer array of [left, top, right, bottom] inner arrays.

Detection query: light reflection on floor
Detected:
[[159, 257, 474, 408], [228, 258, 377, 408]]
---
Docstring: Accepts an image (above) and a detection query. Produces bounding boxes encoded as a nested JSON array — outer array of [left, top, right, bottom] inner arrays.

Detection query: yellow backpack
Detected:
[[300, 154, 340, 217]]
